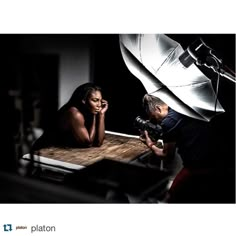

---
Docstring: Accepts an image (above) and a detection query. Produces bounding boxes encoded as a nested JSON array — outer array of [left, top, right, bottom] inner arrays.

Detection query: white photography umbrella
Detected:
[[119, 34, 225, 122]]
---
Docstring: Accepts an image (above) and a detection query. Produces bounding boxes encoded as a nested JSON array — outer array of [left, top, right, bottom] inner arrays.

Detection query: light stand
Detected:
[[179, 38, 236, 84]]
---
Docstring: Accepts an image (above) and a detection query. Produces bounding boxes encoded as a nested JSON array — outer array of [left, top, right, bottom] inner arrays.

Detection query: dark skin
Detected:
[[59, 90, 108, 147]]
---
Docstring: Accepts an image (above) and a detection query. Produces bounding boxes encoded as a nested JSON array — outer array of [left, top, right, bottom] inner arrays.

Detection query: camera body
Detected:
[[134, 116, 163, 141]]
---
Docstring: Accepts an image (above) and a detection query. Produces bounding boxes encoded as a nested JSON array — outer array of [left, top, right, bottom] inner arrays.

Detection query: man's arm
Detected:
[[141, 130, 176, 159], [150, 142, 176, 159]]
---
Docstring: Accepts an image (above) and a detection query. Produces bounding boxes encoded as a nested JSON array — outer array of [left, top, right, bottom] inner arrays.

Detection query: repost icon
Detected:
[[3, 224, 13, 232]]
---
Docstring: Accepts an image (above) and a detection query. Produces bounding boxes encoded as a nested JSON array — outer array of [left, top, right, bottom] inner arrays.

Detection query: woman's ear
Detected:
[[82, 99, 86, 104]]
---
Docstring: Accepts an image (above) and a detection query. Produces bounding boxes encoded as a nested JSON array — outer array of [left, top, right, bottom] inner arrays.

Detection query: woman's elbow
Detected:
[[93, 141, 103, 147], [93, 138, 104, 147], [76, 139, 93, 148], [82, 139, 103, 148]]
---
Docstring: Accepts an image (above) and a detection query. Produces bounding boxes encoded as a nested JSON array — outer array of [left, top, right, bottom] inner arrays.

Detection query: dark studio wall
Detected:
[[92, 34, 147, 135]]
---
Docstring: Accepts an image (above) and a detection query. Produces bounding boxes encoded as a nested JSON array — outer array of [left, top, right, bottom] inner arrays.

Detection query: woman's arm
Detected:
[[69, 107, 96, 147], [94, 99, 108, 146]]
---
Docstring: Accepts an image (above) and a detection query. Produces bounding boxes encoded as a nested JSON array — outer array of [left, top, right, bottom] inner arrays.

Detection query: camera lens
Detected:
[[134, 116, 163, 141]]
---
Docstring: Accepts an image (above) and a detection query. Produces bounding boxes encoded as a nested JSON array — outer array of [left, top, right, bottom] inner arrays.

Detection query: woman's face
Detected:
[[86, 90, 102, 114]]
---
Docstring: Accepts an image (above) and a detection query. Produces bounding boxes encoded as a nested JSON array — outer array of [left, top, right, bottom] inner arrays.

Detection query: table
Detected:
[[21, 131, 170, 202], [22, 131, 152, 173]]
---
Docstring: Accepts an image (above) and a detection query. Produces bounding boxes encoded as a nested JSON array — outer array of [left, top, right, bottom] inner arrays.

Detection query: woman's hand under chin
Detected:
[[99, 99, 108, 114]]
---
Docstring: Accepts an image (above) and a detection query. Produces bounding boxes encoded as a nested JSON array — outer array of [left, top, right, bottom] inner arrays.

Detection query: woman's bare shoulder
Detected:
[[67, 106, 84, 120]]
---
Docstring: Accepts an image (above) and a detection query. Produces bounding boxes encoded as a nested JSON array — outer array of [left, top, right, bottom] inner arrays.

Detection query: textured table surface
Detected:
[[33, 132, 151, 166]]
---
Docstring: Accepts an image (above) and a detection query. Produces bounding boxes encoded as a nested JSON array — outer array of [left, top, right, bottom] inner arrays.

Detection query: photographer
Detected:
[[140, 94, 233, 203]]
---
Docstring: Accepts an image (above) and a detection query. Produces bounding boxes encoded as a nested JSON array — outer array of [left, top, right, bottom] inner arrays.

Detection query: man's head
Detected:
[[142, 94, 169, 123]]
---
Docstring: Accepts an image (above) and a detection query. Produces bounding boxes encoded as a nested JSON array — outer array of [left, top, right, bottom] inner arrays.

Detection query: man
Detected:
[[140, 94, 233, 203]]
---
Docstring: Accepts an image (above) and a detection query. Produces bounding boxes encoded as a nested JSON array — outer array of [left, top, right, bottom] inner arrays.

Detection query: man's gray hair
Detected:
[[142, 94, 166, 114]]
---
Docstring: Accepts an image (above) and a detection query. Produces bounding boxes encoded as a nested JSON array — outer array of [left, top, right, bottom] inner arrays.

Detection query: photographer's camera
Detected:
[[134, 116, 163, 141]]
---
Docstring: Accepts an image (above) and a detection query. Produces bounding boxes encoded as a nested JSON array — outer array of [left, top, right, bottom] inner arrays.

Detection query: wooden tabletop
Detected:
[[33, 132, 151, 167]]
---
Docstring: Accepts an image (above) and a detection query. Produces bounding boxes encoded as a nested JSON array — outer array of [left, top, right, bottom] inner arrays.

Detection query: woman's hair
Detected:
[[68, 83, 102, 107], [142, 94, 166, 114]]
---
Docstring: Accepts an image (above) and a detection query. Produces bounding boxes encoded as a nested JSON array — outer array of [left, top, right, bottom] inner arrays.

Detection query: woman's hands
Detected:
[[99, 99, 108, 114], [95, 99, 108, 146]]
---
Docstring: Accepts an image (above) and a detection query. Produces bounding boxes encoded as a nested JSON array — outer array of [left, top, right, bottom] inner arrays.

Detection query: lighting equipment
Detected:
[[179, 38, 236, 83]]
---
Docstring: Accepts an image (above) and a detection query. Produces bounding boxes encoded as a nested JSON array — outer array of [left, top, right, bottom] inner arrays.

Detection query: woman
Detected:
[[33, 83, 108, 150]]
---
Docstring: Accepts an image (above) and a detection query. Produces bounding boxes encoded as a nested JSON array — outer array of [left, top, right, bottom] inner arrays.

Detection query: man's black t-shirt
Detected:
[[161, 108, 216, 167]]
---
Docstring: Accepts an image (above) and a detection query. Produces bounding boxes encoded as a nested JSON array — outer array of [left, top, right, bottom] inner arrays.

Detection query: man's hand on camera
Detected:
[[139, 130, 155, 148]]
